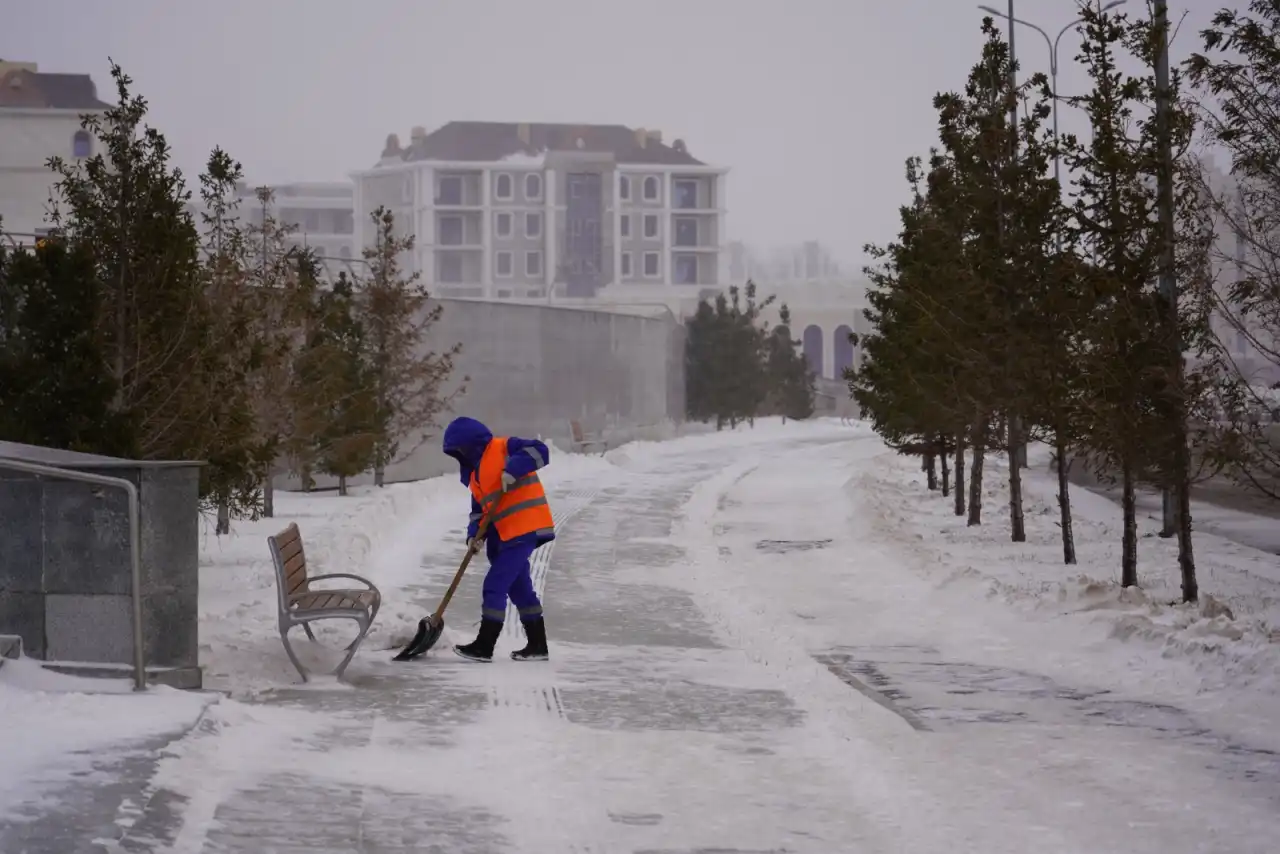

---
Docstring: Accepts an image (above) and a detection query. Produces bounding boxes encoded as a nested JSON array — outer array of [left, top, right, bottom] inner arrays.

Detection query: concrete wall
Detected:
[[284, 298, 685, 488], [0, 442, 202, 687]]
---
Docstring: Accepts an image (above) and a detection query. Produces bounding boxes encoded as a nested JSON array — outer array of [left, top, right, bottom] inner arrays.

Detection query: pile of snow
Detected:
[[861, 444, 1280, 696], [0, 657, 211, 822]]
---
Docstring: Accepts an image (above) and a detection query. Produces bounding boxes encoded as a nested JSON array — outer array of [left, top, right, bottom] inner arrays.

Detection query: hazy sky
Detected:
[[4, 0, 1220, 267]]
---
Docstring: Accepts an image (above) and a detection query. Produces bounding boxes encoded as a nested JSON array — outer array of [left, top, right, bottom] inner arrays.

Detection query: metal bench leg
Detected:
[[346, 601, 380, 651], [303, 624, 317, 642], [279, 625, 310, 683], [333, 617, 371, 680]]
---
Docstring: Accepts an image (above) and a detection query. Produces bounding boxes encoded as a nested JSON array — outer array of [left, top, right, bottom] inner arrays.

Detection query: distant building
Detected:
[[235, 182, 356, 263], [350, 121, 729, 302], [0, 59, 110, 241], [727, 239, 842, 284]]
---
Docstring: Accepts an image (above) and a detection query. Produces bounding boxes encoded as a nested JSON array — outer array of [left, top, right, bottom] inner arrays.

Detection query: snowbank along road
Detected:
[[3, 421, 1278, 853]]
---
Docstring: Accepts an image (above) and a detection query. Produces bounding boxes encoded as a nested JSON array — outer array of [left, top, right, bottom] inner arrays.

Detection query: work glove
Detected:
[[501, 471, 516, 493]]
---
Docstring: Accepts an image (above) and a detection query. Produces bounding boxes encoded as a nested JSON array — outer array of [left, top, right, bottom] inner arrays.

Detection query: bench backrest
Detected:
[[569, 419, 585, 442], [268, 522, 309, 613]]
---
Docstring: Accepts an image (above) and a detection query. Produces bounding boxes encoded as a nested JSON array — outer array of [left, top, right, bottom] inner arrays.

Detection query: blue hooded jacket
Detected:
[[442, 416, 554, 549]]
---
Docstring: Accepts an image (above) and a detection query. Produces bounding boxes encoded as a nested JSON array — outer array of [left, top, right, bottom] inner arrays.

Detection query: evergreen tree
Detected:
[[292, 273, 377, 495], [357, 207, 461, 486], [683, 281, 777, 429], [1061, 4, 1210, 594], [763, 305, 815, 420], [43, 62, 265, 517], [0, 236, 133, 453], [1187, 1, 1280, 504]]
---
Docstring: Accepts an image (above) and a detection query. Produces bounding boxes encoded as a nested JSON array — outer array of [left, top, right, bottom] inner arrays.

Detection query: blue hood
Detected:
[[442, 417, 493, 482]]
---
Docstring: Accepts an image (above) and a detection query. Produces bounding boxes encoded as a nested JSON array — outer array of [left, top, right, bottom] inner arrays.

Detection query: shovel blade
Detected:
[[393, 615, 444, 661]]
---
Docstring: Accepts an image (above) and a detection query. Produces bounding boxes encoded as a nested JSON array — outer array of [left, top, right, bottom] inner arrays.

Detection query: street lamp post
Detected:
[[978, 0, 1129, 248]]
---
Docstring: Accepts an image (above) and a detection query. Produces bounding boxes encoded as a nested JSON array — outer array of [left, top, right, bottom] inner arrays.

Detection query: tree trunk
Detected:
[[1175, 444, 1197, 602], [954, 433, 966, 517], [940, 440, 951, 497], [338, 474, 348, 497], [924, 453, 938, 491], [1007, 415, 1026, 542], [968, 419, 987, 527], [216, 501, 230, 535], [263, 473, 275, 519], [374, 463, 385, 488], [1055, 434, 1076, 565], [1120, 460, 1138, 587]]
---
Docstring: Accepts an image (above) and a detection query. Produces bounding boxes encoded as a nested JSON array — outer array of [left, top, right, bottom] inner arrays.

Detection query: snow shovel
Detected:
[[393, 509, 495, 661]]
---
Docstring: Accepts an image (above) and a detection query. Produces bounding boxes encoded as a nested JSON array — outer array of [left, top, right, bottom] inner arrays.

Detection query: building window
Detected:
[[438, 215, 464, 246], [674, 179, 698, 209], [620, 214, 630, 238], [438, 252, 464, 283], [619, 176, 630, 201], [495, 250, 513, 277], [674, 217, 698, 247], [674, 252, 698, 284], [525, 211, 542, 238], [402, 176, 414, 204], [524, 172, 542, 200], [304, 210, 321, 232], [621, 252, 632, 277], [437, 176, 463, 205], [643, 214, 659, 239], [495, 211, 512, 238], [339, 245, 351, 259], [495, 173, 513, 200], [643, 251, 660, 277], [525, 250, 543, 278], [643, 176, 659, 201], [72, 130, 92, 158]]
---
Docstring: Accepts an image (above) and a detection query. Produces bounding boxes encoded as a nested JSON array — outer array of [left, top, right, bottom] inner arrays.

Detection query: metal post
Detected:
[[1152, 0, 1180, 537], [0, 458, 147, 691]]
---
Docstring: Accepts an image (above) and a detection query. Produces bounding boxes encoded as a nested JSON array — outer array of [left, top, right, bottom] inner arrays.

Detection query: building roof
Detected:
[[0, 66, 112, 110], [385, 121, 705, 166]]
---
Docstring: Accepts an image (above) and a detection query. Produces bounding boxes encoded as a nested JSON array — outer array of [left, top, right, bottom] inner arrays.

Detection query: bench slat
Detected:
[[278, 536, 304, 564], [284, 552, 308, 593], [291, 590, 378, 612]]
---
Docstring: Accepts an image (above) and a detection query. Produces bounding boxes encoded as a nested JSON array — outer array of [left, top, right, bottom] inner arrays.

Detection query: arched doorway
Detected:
[[802, 325, 823, 377], [834, 325, 854, 376]]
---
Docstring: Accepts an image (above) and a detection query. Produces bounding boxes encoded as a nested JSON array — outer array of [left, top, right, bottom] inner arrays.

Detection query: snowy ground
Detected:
[[2, 420, 1278, 852]]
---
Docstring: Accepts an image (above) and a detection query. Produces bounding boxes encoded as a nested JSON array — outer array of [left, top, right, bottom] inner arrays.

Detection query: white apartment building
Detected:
[[350, 122, 728, 306], [0, 59, 109, 242]]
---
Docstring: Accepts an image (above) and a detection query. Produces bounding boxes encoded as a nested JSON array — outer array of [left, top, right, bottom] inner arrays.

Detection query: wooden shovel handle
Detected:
[[434, 506, 496, 618]]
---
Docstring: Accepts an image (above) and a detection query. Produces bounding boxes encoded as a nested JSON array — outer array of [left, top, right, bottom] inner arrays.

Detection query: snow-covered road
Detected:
[[3, 421, 1278, 852]]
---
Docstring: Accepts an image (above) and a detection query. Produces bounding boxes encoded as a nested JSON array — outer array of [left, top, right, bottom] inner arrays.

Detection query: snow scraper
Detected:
[[393, 511, 494, 661]]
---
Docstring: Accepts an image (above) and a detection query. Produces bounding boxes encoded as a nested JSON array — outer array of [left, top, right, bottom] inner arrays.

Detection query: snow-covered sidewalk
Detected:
[[3, 420, 1278, 853]]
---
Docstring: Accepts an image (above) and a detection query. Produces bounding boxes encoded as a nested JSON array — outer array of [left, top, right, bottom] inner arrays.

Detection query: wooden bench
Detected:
[[569, 419, 607, 455], [267, 522, 381, 682]]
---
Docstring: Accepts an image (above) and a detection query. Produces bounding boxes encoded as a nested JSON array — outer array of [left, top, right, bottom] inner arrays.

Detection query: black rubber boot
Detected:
[[511, 617, 548, 662], [454, 618, 503, 662]]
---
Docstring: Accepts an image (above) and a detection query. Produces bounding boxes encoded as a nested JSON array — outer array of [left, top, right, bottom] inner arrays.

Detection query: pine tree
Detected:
[[1060, 4, 1210, 594], [44, 62, 264, 517], [358, 207, 461, 486], [0, 236, 133, 453], [763, 305, 815, 421], [1187, 1, 1280, 505], [683, 281, 777, 429]]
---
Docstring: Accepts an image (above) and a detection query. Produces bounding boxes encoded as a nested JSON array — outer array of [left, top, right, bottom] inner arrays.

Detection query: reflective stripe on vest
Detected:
[[469, 437, 555, 540]]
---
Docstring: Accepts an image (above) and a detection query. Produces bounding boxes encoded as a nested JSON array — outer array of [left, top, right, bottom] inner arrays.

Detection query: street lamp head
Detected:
[[1100, 0, 1128, 10], [977, 5, 1002, 16]]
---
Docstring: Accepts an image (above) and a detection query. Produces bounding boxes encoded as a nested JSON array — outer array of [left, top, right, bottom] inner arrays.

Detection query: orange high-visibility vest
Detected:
[[469, 437, 555, 540]]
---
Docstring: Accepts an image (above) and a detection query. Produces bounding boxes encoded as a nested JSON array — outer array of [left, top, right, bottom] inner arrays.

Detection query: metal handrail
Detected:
[[0, 458, 146, 691]]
